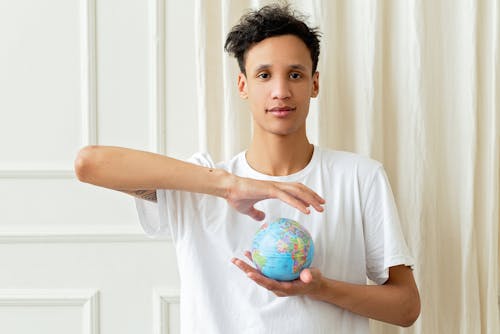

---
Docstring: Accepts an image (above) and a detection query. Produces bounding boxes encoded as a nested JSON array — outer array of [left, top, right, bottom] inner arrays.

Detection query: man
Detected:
[[75, 4, 420, 333]]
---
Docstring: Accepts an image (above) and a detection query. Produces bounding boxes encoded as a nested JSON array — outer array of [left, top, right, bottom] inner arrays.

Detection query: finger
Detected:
[[292, 194, 323, 213], [247, 271, 281, 291], [297, 183, 326, 204], [274, 183, 325, 213], [300, 267, 323, 287], [248, 271, 298, 291], [231, 258, 259, 275], [271, 188, 311, 214], [246, 207, 265, 221], [234, 262, 280, 292], [308, 196, 325, 212], [293, 196, 311, 209], [246, 271, 302, 297], [274, 291, 288, 297], [299, 268, 313, 283], [244, 251, 252, 262], [294, 184, 325, 208], [308, 187, 326, 204], [284, 184, 325, 213]]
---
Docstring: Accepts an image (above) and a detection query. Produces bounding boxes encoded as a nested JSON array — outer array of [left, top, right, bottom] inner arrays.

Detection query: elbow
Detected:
[[400, 306, 420, 327], [399, 290, 421, 327], [74, 145, 100, 183]]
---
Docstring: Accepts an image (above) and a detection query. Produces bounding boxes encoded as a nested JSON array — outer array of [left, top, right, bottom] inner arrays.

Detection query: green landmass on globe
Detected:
[[251, 217, 314, 281]]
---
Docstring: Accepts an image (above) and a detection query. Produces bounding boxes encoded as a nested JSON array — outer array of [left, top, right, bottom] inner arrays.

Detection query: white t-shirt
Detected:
[[135, 146, 414, 334]]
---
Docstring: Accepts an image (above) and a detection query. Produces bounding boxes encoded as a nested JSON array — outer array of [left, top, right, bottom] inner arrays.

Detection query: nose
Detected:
[[271, 77, 291, 100]]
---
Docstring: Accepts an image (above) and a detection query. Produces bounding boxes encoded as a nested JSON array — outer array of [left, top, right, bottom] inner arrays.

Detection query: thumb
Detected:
[[300, 268, 313, 283], [246, 207, 265, 221], [300, 267, 320, 284]]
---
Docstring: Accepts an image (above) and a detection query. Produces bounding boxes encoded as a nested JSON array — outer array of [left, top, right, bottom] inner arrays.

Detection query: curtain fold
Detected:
[[193, 1, 499, 332], [194, 0, 253, 160]]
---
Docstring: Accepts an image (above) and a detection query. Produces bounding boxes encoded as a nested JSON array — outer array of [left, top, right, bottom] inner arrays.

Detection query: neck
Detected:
[[246, 129, 313, 176]]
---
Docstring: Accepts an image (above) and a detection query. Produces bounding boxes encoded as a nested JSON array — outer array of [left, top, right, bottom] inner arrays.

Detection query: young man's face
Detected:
[[238, 34, 319, 138]]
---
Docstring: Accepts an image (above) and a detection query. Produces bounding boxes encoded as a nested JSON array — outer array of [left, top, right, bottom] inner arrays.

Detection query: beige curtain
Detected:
[[193, 0, 500, 332]]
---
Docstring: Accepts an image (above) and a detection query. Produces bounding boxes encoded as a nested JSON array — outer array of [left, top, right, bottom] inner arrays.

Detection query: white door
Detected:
[[0, 0, 199, 333]]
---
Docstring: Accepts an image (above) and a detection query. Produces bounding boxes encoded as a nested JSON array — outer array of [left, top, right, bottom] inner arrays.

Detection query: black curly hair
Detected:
[[224, 4, 321, 75]]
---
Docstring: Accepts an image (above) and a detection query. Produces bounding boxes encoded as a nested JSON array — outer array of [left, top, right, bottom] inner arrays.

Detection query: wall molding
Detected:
[[0, 169, 75, 179], [150, 0, 167, 154], [153, 288, 180, 334], [0, 226, 170, 243], [0, 0, 97, 179], [0, 289, 99, 334], [80, 0, 98, 147]]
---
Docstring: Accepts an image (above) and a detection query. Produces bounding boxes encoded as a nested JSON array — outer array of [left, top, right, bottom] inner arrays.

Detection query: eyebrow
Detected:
[[289, 64, 308, 71], [253, 64, 308, 74]]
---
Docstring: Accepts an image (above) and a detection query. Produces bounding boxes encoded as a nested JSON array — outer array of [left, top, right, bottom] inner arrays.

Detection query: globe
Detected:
[[251, 217, 314, 281]]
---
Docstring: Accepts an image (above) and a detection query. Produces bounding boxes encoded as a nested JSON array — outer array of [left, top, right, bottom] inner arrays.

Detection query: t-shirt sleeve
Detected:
[[134, 152, 216, 239], [363, 166, 415, 285]]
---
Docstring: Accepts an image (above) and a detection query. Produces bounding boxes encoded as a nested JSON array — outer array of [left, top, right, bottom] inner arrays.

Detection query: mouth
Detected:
[[266, 106, 296, 117]]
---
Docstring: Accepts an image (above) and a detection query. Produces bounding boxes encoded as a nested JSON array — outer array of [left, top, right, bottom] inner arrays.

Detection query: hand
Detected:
[[225, 175, 325, 221], [231, 251, 324, 298]]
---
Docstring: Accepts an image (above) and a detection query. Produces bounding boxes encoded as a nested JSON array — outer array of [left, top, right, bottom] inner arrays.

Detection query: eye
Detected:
[[289, 72, 301, 79], [257, 72, 270, 79]]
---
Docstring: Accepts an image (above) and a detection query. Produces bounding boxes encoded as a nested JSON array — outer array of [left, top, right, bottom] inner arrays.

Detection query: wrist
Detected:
[[210, 168, 236, 199], [309, 276, 331, 302]]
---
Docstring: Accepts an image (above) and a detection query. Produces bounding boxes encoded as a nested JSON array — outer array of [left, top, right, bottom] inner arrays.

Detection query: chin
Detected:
[[268, 128, 298, 137], [254, 121, 302, 137]]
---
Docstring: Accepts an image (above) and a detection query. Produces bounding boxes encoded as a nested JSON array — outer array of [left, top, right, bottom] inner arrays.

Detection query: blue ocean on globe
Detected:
[[251, 217, 314, 281]]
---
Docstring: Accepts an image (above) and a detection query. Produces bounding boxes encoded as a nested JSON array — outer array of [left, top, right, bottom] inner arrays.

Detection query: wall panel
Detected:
[[0, 0, 96, 177]]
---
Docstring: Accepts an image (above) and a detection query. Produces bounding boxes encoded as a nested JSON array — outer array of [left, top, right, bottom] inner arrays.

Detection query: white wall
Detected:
[[0, 0, 198, 332]]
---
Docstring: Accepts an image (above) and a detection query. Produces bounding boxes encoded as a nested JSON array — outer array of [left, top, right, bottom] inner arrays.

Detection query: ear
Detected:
[[237, 72, 248, 99], [311, 71, 319, 98]]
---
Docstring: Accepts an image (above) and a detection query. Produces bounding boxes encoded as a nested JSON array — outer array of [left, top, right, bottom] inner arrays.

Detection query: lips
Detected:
[[266, 106, 296, 117]]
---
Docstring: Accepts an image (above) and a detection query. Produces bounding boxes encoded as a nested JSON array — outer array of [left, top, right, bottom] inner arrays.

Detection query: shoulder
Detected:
[[315, 147, 387, 198], [215, 151, 248, 174], [317, 147, 382, 175]]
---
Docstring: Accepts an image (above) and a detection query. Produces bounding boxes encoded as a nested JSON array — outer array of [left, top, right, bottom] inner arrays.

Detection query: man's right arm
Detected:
[[74, 145, 230, 198], [74, 145, 325, 220], [120, 190, 158, 202]]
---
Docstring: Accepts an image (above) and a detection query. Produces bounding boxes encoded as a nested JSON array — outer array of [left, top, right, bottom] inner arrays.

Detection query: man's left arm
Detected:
[[309, 265, 420, 327], [232, 256, 420, 327]]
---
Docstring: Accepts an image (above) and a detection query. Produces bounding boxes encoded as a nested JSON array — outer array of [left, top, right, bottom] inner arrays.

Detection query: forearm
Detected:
[[74, 145, 231, 197], [310, 271, 420, 327]]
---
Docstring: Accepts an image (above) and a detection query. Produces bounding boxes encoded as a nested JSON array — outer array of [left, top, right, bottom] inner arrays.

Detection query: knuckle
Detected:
[[295, 182, 306, 189]]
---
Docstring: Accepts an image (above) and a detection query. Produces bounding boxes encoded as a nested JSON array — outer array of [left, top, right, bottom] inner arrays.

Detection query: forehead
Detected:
[[244, 34, 312, 72]]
